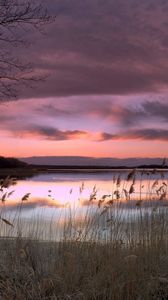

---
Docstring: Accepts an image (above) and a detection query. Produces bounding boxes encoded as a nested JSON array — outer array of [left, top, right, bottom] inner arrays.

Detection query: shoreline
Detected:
[[0, 166, 168, 179]]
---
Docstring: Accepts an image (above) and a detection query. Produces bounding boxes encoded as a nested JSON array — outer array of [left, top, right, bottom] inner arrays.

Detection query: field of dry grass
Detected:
[[0, 222, 168, 300], [0, 169, 168, 299]]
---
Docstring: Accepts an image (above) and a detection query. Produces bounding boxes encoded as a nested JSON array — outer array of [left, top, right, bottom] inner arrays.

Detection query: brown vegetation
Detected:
[[0, 169, 168, 299]]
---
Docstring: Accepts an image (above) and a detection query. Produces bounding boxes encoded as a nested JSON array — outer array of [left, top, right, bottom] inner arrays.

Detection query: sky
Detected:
[[0, 0, 168, 158]]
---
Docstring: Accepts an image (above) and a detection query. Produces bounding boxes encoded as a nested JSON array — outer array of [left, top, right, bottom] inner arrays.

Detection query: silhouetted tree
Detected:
[[0, 0, 53, 100]]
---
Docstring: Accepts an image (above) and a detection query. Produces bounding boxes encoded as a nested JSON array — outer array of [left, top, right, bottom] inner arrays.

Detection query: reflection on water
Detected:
[[0, 169, 168, 240]]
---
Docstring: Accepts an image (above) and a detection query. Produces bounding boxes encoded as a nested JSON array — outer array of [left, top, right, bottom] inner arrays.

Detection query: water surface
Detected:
[[0, 170, 168, 240]]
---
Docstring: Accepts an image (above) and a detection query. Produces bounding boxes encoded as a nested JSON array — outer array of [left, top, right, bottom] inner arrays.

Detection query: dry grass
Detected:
[[1, 228, 168, 300], [0, 168, 168, 299]]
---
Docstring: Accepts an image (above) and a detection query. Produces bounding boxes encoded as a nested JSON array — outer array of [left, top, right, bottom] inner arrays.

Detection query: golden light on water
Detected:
[[1, 173, 167, 213], [0, 171, 167, 241]]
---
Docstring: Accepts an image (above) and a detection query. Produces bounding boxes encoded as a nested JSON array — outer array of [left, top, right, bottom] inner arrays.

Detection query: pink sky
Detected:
[[1, 0, 168, 158], [0, 95, 168, 158]]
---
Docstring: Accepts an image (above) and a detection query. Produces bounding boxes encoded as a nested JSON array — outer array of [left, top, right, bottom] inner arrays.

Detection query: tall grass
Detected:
[[0, 168, 168, 299]]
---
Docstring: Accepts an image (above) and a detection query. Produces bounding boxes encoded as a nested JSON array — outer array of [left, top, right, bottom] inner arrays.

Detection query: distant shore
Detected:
[[0, 167, 38, 179], [0, 164, 168, 179]]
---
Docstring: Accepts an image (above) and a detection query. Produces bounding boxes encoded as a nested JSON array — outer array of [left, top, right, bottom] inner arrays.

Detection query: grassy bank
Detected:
[[1, 207, 168, 299], [0, 170, 168, 299], [0, 215, 168, 300]]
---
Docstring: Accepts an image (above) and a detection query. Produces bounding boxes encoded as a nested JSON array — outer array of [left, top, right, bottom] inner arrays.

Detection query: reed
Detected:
[[0, 168, 168, 299]]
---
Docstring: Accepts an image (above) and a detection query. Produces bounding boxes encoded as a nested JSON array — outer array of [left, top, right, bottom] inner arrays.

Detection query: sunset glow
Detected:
[[1, 1, 168, 159], [1, 96, 168, 158]]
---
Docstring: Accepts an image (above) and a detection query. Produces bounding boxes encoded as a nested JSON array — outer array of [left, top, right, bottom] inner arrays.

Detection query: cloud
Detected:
[[8, 0, 168, 99], [1, 97, 168, 141], [100, 128, 168, 141], [107, 100, 168, 126], [12, 125, 88, 141], [32, 98, 168, 128], [142, 100, 168, 122], [8, 121, 168, 142]]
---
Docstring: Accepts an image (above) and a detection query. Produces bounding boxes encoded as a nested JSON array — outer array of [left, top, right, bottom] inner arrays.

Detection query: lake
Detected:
[[0, 169, 168, 240]]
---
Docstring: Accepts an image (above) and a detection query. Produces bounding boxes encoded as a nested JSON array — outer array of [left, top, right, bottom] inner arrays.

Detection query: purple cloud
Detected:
[[7, 0, 168, 99], [100, 129, 168, 141]]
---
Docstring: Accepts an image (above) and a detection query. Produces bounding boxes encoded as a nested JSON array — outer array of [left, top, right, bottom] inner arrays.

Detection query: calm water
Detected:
[[0, 170, 168, 240]]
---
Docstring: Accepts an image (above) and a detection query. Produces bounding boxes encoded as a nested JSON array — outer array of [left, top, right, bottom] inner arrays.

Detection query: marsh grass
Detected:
[[0, 168, 168, 299]]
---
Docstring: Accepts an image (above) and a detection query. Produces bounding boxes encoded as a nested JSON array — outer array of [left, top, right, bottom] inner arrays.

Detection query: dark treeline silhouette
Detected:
[[0, 156, 27, 168], [0, 156, 167, 172]]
